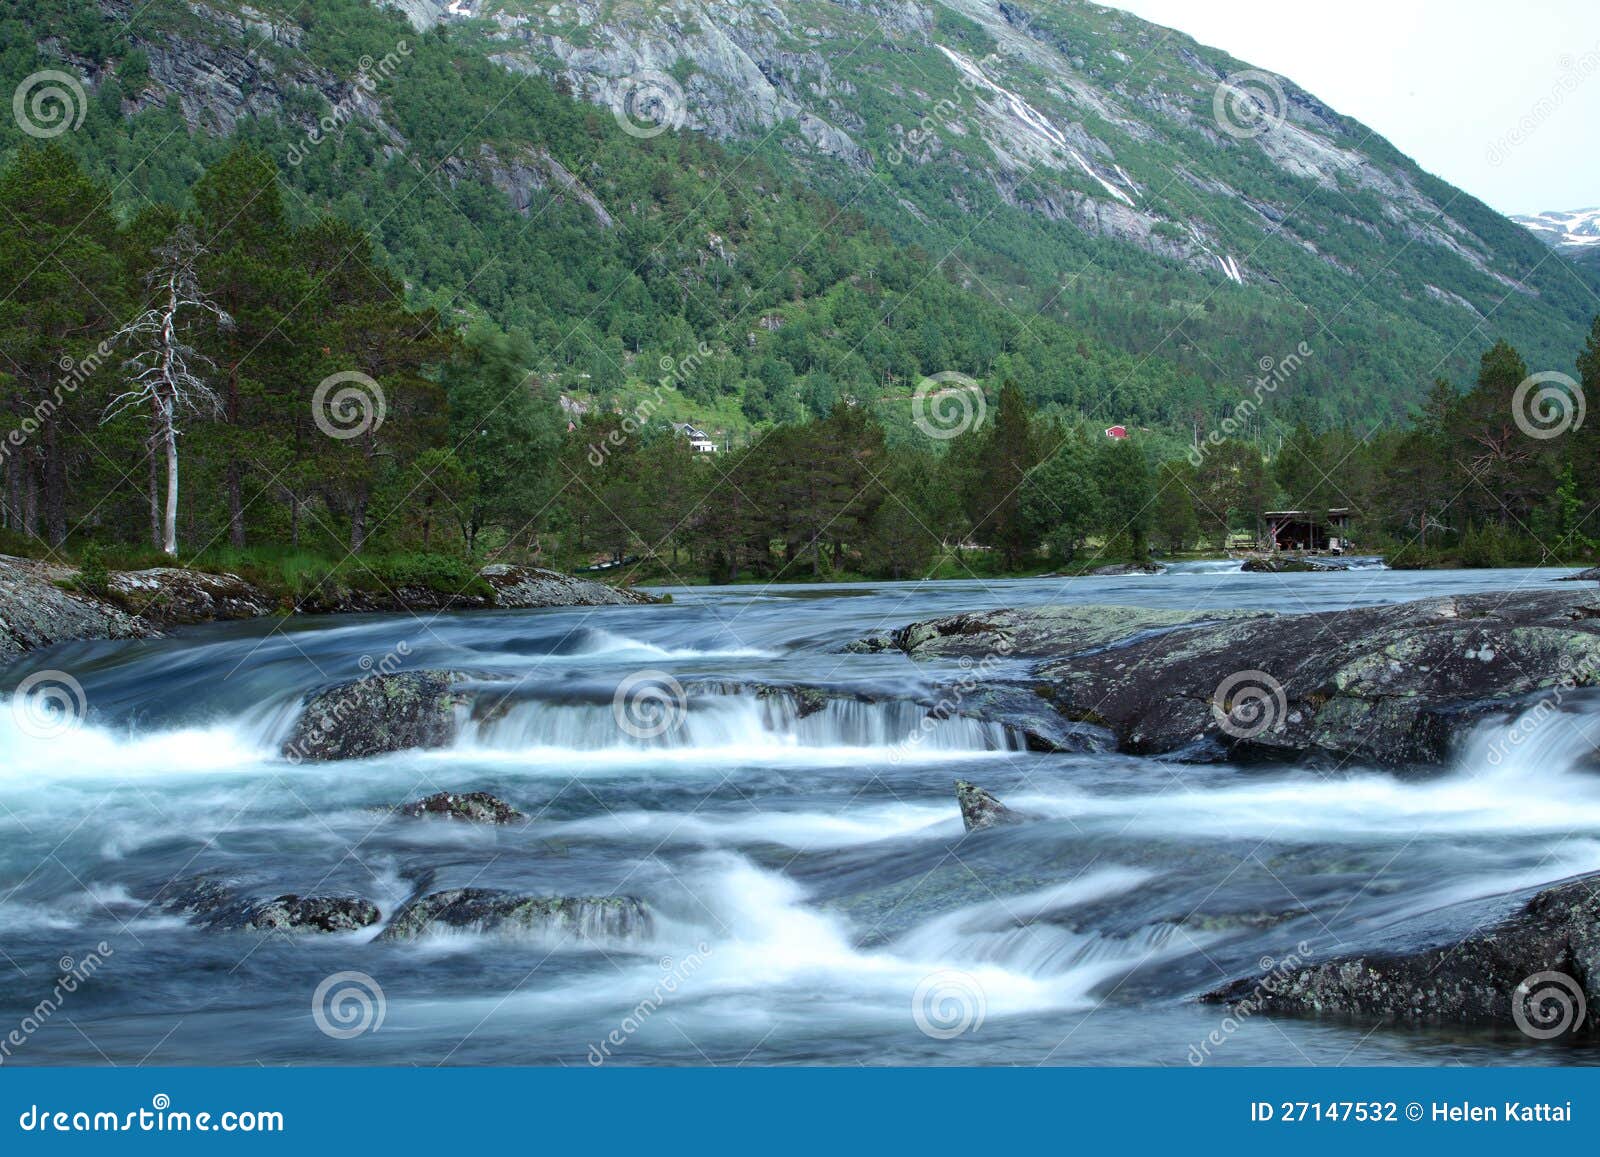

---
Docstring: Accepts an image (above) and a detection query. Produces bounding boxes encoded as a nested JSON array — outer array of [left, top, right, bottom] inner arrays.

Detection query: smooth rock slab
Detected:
[[0, 554, 153, 666], [853, 591, 1600, 765]]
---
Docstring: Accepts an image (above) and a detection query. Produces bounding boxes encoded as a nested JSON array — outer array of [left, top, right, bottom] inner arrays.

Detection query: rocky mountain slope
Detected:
[[8, 0, 1598, 426], [379, 0, 1600, 415]]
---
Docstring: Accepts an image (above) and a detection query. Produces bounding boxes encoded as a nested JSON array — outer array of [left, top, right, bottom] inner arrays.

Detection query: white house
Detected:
[[673, 423, 718, 454]]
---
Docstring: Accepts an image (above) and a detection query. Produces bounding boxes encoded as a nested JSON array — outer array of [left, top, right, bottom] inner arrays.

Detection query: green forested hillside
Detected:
[[0, 0, 1221, 443], [1, 0, 1596, 589]]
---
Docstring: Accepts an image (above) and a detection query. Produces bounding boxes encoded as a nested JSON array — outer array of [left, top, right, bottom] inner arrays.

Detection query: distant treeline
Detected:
[[1, 140, 1595, 594]]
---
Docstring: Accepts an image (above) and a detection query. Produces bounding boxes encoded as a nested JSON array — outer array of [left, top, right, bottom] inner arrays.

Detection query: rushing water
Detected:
[[2, 562, 1599, 1067]]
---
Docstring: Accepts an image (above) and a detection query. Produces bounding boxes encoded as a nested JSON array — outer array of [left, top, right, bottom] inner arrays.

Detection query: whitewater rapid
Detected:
[[1, 566, 1596, 1065]]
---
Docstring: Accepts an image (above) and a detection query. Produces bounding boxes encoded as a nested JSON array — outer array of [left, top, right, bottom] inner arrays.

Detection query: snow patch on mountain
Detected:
[[1513, 207, 1600, 251]]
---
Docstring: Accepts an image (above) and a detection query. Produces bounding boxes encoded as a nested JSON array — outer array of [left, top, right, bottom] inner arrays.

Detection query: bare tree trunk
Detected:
[[148, 438, 161, 551], [163, 418, 180, 556]]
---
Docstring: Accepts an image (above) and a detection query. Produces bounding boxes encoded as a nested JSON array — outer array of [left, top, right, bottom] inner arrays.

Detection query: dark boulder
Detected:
[[1035, 590, 1600, 764], [239, 894, 381, 933], [1559, 566, 1600, 582], [855, 590, 1600, 766], [398, 790, 525, 825], [1087, 562, 1164, 576], [282, 671, 462, 762], [955, 780, 1020, 831], [156, 877, 379, 934], [1203, 876, 1600, 1037], [378, 888, 652, 942], [1240, 557, 1346, 573]]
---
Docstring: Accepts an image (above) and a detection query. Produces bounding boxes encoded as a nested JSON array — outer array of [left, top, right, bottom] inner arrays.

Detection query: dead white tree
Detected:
[[104, 225, 232, 557]]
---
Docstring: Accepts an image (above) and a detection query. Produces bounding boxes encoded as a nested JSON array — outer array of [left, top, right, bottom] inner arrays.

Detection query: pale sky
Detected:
[[1104, 0, 1600, 215]]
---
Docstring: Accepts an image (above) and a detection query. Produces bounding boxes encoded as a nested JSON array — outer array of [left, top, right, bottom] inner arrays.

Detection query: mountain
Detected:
[[1513, 207, 1600, 266], [379, 0, 1600, 415], [5, 0, 1598, 433]]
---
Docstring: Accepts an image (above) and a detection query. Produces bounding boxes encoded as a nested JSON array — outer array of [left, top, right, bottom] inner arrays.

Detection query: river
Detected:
[[2, 562, 1597, 1066]]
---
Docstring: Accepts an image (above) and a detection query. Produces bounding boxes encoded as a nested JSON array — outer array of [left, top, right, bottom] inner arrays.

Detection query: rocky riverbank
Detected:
[[1204, 874, 1600, 1038], [0, 555, 155, 664], [852, 589, 1600, 766], [0, 554, 658, 668]]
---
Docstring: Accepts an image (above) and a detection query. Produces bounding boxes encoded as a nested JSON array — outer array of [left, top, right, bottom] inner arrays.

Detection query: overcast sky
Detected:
[[1104, 0, 1600, 216]]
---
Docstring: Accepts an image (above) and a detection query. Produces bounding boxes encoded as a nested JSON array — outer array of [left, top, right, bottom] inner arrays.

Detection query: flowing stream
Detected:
[[2, 563, 1598, 1066]]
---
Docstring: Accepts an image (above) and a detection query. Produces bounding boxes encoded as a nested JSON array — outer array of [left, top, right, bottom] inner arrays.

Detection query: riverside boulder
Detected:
[[852, 590, 1600, 765], [0, 554, 153, 665], [102, 567, 273, 626], [1203, 876, 1600, 1037]]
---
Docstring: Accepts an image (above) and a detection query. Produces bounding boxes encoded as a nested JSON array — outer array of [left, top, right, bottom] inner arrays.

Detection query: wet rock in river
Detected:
[[845, 604, 1267, 659], [378, 888, 653, 942], [1203, 875, 1600, 1037], [239, 894, 381, 933], [398, 790, 525, 825], [1239, 557, 1346, 573], [955, 780, 1021, 832], [282, 671, 462, 762], [157, 877, 379, 934], [856, 590, 1600, 767], [1086, 562, 1165, 576]]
